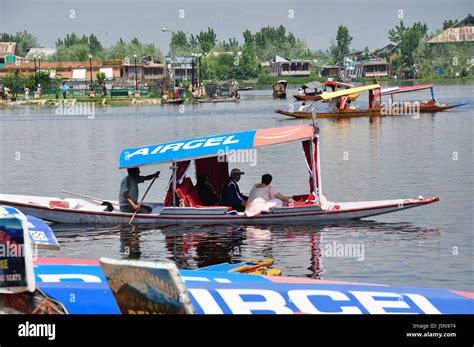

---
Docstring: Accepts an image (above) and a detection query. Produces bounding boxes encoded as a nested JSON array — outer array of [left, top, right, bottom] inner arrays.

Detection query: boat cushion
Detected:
[[289, 193, 317, 206], [176, 178, 232, 211]]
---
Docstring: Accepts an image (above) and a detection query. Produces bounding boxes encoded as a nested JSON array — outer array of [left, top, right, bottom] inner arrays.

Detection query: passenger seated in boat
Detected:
[[119, 167, 160, 213], [245, 174, 293, 217], [220, 168, 248, 212], [298, 102, 309, 112], [196, 174, 220, 206]]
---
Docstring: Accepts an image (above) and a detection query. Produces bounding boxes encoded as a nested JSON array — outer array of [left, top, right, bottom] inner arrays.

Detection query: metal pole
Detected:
[[172, 161, 177, 206], [309, 139, 318, 198], [89, 55, 93, 90], [34, 56, 37, 86], [316, 135, 322, 197], [199, 56, 202, 85], [191, 56, 195, 87], [134, 55, 138, 90]]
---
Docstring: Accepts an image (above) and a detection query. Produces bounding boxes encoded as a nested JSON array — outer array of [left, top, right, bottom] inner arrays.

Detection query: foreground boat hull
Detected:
[[32, 258, 474, 314], [0, 194, 439, 225]]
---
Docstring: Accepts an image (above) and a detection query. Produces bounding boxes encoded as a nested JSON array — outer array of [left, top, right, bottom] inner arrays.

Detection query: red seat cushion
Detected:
[[293, 193, 316, 202], [176, 178, 202, 207], [176, 178, 231, 211]]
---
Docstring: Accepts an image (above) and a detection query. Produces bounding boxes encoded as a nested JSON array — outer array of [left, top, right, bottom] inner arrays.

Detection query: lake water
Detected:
[[0, 82, 472, 291]]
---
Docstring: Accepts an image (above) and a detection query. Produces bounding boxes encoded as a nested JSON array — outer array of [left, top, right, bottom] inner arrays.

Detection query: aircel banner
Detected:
[[33, 259, 474, 315], [119, 130, 256, 168]]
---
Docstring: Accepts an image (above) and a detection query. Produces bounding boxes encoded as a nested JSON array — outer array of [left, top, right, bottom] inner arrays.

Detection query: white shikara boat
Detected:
[[0, 123, 439, 224]]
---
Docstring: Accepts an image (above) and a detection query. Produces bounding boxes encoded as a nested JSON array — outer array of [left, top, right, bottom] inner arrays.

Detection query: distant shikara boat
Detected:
[[277, 84, 467, 119], [197, 98, 239, 104], [161, 98, 185, 105], [0, 122, 439, 224], [272, 80, 288, 99], [278, 84, 382, 119]]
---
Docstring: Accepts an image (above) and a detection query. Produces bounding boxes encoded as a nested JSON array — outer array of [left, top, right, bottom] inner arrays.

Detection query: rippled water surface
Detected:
[[0, 82, 472, 291]]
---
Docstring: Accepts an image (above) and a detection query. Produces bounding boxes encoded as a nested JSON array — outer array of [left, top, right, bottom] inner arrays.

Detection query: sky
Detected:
[[1, 0, 473, 54]]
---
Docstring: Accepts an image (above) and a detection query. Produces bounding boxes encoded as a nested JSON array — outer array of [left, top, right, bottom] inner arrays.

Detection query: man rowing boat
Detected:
[[119, 168, 160, 213]]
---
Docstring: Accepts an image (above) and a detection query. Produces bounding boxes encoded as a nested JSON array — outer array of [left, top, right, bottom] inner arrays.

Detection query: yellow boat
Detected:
[[277, 84, 382, 119]]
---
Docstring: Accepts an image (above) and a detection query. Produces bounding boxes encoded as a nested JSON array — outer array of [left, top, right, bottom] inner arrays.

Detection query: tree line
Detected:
[[1, 16, 470, 81]]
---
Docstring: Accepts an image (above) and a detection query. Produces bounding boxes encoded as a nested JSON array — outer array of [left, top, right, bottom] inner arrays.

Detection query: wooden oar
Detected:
[[61, 190, 119, 207], [128, 174, 159, 225]]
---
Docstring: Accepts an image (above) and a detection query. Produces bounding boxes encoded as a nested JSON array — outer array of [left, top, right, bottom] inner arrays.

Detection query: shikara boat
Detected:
[[381, 84, 467, 112], [161, 98, 185, 105], [278, 84, 383, 119], [0, 121, 438, 224], [293, 81, 324, 101], [197, 98, 239, 104], [293, 81, 360, 101], [272, 80, 288, 98]]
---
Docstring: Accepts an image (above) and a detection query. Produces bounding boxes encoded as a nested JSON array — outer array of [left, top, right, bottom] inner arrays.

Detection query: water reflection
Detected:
[[48, 221, 439, 282]]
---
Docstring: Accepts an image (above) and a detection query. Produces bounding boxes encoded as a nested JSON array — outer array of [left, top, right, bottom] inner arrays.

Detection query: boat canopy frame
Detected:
[[119, 123, 323, 207], [381, 84, 437, 103]]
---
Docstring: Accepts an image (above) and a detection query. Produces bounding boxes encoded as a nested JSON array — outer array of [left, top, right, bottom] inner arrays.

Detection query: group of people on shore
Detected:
[[119, 167, 293, 217], [2, 84, 40, 102]]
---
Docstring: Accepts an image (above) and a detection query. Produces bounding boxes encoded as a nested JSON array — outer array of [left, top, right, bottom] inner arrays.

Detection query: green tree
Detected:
[[196, 27, 217, 53], [442, 19, 458, 30], [96, 72, 106, 85], [388, 21, 428, 74], [331, 25, 353, 64], [244, 25, 310, 60], [104, 38, 163, 62], [238, 41, 260, 79], [170, 31, 191, 55], [388, 21, 407, 44]]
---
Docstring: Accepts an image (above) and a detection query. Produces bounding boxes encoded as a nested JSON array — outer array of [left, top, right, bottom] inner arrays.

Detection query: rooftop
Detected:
[[428, 14, 474, 44], [0, 42, 17, 56]]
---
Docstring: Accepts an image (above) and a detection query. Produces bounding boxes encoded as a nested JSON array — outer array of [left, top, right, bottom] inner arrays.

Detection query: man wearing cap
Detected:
[[220, 168, 248, 212]]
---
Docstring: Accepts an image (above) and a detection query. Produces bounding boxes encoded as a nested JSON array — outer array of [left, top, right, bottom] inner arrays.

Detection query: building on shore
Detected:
[[0, 58, 166, 89], [25, 48, 57, 60], [320, 64, 340, 78], [166, 56, 198, 82], [354, 59, 390, 78], [0, 42, 26, 67], [264, 55, 312, 77], [428, 14, 474, 58]]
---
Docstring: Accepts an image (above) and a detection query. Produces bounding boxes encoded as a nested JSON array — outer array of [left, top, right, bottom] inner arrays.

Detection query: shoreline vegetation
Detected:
[[1, 76, 472, 108], [1, 16, 473, 104]]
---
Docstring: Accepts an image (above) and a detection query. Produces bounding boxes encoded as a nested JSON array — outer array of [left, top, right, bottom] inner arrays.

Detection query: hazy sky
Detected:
[[1, 0, 472, 53]]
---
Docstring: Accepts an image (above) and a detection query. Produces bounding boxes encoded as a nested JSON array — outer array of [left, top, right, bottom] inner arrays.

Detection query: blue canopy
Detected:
[[119, 125, 315, 168]]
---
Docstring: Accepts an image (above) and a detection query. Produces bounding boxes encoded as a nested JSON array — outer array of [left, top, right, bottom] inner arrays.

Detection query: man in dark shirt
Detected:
[[196, 174, 220, 206], [220, 168, 248, 212]]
